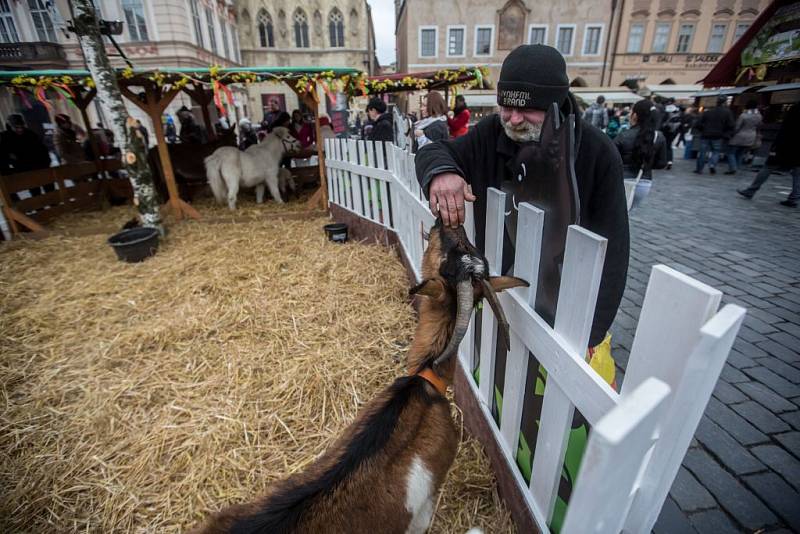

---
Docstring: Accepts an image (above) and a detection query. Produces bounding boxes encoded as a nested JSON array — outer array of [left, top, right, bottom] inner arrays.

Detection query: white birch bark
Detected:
[[72, 0, 162, 231]]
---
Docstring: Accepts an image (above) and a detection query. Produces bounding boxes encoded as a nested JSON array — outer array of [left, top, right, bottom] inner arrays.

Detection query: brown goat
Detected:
[[191, 220, 527, 534]]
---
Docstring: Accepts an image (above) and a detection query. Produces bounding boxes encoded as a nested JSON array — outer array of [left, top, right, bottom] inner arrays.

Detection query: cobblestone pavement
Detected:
[[607, 157, 800, 534]]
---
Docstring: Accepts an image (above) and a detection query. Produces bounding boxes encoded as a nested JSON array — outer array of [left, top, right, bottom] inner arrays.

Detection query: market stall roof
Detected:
[[571, 87, 642, 104], [646, 84, 703, 100], [354, 67, 491, 95], [757, 82, 800, 92], [702, 0, 787, 87], [691, 85, 766, 97]]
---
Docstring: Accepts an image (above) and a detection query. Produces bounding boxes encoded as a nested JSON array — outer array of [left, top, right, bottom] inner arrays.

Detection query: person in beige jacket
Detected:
[[725, 100, 762, 174]]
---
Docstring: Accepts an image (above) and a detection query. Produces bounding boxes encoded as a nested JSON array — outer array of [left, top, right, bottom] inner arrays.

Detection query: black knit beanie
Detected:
[[497, 45, 569, 110]]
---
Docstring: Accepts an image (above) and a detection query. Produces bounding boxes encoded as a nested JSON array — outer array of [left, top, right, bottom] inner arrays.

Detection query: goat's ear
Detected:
[[410, 279, 446, 299], [488, 276, 529, 292]]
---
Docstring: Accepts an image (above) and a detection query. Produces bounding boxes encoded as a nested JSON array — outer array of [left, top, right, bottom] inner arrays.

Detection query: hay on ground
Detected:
[[0, 200, 515, 533]]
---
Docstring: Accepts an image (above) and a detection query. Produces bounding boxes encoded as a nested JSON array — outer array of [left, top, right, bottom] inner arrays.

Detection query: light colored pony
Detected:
[[205, 126, 301, 210]]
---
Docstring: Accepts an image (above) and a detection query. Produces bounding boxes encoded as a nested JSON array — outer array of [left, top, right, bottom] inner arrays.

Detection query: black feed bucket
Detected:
[[323, 223, 348, 243], [108, 227, 160, 263]]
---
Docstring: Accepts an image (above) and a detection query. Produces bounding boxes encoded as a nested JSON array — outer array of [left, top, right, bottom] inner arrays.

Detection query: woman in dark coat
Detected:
[[614, 99, 668, 209]]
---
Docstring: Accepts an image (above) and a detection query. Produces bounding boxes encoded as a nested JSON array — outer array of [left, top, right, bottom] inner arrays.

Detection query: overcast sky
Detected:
[[367, 0, 396, 66]]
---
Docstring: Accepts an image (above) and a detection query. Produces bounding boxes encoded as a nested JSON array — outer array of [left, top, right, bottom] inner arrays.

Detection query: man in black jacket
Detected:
[[694, 96, 734, 175], [365, 97, 393, 143], [415, 44, 629, 351]]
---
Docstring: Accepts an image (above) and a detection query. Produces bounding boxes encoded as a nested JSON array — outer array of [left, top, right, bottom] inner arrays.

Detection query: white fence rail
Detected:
[[325, 138, 746, 533]]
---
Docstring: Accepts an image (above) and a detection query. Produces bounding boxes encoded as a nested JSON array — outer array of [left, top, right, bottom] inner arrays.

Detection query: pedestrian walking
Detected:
[[738, 102, 800, 207], [583, 95, 609, 131], [614, 100, 668, 208], [725, 100, 762, 174], [675, 107, 691, 147], [694, 96, 735, 174], [662, 101, 681, 170]]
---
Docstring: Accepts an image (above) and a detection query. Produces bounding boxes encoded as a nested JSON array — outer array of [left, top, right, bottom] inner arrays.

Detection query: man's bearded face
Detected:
[[500, 106, 545, 142]]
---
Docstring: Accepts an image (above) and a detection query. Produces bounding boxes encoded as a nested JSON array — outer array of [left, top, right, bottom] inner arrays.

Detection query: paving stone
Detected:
[[756, 339, 800, 365], [720, 366, 749, 383], [781, 410, 800, 431], [735, 327, 770, 345], [736, 381, 798, 413], [725, 350, 759, 370], [755, 357, 800, 384], [732, 338, 769, 358], [705, 398, 769, 446], [694, 417, 765, 475], [751, 445, 800, 491], [776, 321, 800, 340], [683, 448, 776, 530], [772, 297, 800, 314], [765, 306, 800, 324], [731, 401, 791, 434], [744, 473, 800, 530], [669, 465, 717, 512], [654, 497, 699, 534], [744, 315, 780, 334], [714, 380, 748, 404], [743, 367, 800, 398], [774, 432, 800, 459], [768, 331, 800, 354], [687, 509, 741, 534]]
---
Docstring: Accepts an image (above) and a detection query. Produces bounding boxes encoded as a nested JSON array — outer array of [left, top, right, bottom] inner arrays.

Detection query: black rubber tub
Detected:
[[323, 223, 348, 243], [108, 227, 160, 263]]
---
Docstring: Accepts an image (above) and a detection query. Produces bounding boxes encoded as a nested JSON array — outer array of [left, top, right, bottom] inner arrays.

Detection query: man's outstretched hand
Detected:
[[429, 173, 476, 228]]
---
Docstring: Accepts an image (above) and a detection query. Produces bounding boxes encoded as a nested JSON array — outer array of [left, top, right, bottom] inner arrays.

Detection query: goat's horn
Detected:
[[480, 278, 511, 352], [434, 279, 474, 368]]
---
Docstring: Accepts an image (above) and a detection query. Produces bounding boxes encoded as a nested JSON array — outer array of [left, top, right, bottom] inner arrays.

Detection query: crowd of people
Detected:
[[577, 92, 797, 208]]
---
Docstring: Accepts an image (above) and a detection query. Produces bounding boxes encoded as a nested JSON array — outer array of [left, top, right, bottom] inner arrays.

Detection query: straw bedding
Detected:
[[0, 199, 515, 533]]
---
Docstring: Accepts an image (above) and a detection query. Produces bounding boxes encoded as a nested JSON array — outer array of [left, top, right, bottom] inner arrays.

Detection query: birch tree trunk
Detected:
[[72, 0, 162, 231]]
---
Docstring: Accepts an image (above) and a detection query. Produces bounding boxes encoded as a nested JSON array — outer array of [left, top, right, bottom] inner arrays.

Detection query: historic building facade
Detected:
[[236, 0, 378, 121], [396, 0, 619, 114], [608, 0, 770, 87]]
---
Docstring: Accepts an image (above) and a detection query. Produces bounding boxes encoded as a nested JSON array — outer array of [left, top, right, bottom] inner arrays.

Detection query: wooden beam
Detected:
[[4, 206, 47, 234], [289, 84, 328, 211]]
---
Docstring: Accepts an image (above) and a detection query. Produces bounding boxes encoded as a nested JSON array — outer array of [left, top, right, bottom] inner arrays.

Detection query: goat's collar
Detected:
[[416, 367, 447, 396]]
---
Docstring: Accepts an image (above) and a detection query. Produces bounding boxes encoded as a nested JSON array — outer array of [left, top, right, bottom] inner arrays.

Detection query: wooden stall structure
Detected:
[[325, 138, 747, 534], [0, 67, 361, 236]]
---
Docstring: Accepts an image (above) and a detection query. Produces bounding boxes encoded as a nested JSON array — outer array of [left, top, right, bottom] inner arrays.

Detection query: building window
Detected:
[[220, 18, 230, 58], [734, 22, 750, 42], [556, 25, 575, 56], [257, 9, 274, 47], [294, 9, 309, 47], [0, 0, 19, 43], [652, 22, 671, 53], [708, 23, 727, 53], [28, 0, 58, 42], [583, 24, 603, 55], [206, 8, 217, 53], [474, 25, 492, 56], [447, 26, 465, 56], [233, 29, 241, 62], [190, 0, 203, 47], [627, 23, 644, 53], [419, 26, 437, 57], [676, 23, 694, 52], [329, 8, 344, 47], [529, 24, 547, 45]]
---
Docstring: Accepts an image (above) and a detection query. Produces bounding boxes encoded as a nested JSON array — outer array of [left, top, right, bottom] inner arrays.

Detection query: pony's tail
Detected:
[[205, 151, 226, 204]]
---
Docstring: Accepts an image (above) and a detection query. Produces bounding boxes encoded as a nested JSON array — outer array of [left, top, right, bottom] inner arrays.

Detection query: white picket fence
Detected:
[[324, 138, 746, 533]]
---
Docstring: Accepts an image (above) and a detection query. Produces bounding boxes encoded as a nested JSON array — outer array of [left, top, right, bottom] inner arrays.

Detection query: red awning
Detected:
[[702, 0, 784, 87]]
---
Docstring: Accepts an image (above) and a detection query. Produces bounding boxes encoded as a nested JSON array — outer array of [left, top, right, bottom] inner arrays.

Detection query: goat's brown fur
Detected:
[[191, 222, 525, 534]]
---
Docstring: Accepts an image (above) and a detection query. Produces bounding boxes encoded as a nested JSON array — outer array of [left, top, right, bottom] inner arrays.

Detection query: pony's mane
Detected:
[[228, 375, 443, 534]]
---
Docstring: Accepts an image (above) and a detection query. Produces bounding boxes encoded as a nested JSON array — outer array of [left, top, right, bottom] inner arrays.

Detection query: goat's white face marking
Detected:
[[461, 254, 485, 276], [405, 456, 434, 534]]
